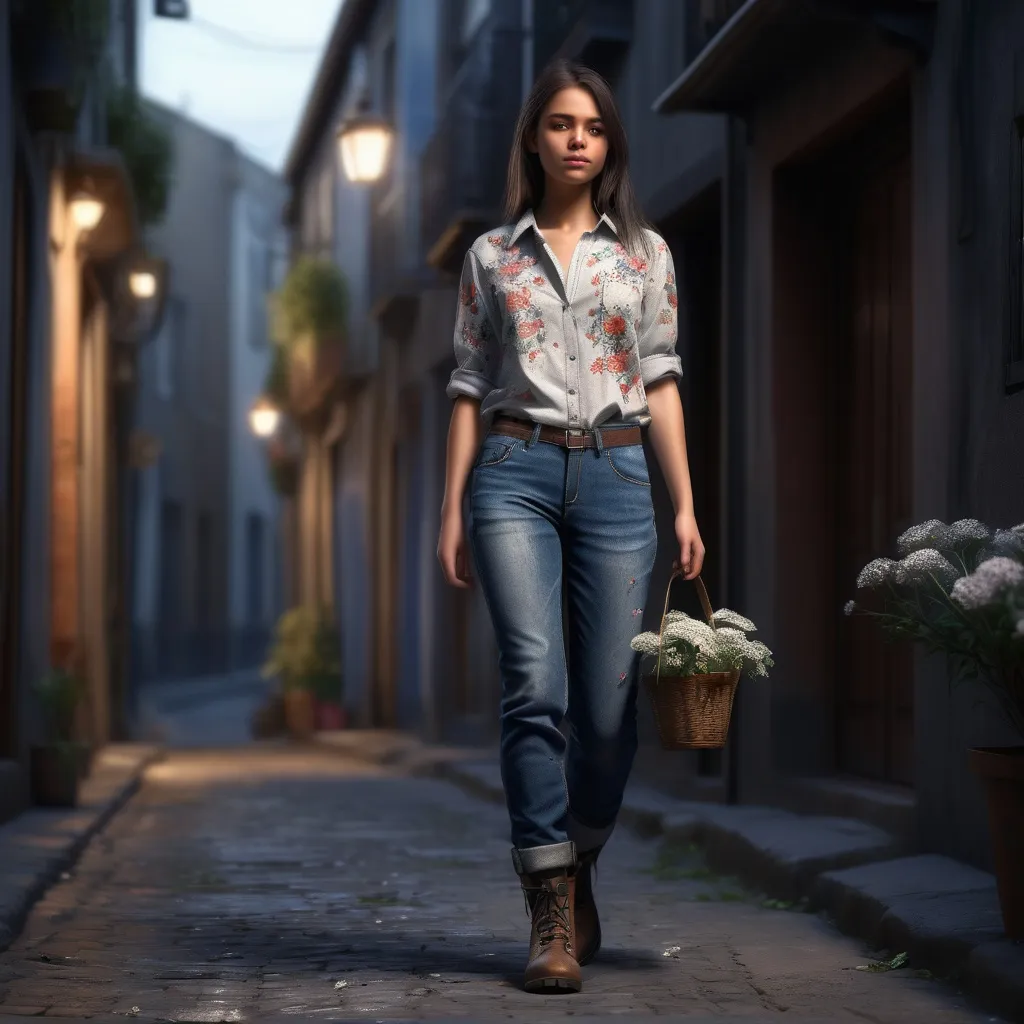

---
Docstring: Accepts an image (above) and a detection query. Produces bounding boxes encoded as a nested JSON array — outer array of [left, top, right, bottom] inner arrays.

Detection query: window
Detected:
[[248, 243, 268, 350], [155, 493, 184, 643], [460, 0, 490, 46], [155, 297, 183, 399], [245, 512, 265, 626], [381, 38, 397, 119], [318, 161, 335, 250], [195, 511, 212, 630]]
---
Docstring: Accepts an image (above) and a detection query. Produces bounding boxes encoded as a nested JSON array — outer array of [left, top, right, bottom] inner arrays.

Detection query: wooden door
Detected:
[[836, 143, 914, 785]]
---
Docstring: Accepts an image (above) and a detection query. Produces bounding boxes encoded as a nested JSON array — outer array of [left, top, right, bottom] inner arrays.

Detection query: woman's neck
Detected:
[[534, 183, 598, 235]]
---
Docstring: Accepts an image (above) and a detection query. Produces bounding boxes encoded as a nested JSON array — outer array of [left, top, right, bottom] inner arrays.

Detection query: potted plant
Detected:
[[30, 667, 87, 807], [269, 257, 348, 429], [262, 606, 343, 740], [846, 518, 1024, 938], [631, 573, 774, 749]]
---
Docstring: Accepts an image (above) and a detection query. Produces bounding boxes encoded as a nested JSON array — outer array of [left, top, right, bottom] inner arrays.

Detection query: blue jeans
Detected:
[[467, 424, 658, 870]]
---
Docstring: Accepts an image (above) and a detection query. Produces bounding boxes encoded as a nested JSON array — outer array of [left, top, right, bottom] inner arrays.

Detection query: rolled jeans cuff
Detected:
[[511, 840, 577, 876], [567, 814, 615, 854]]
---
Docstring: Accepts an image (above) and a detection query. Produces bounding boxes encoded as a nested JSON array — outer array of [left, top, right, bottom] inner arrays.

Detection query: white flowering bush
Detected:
[[845, 518, 1024, 737], [631, 606, 774, 679]]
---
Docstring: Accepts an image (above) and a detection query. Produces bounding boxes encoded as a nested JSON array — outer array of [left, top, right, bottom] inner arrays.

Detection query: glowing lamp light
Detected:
[[249, 396, 280, 438], [129, 270, 158, 299], [69, 192, 105, 232], [336, 110, 394, 184]]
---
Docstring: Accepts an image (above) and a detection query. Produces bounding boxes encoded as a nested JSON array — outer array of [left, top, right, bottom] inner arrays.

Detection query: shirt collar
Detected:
[[508, 208, 620, 245]]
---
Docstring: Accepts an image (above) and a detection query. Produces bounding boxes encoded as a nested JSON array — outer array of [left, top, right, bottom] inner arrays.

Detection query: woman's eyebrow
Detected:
[[546, 112, 604, 123]]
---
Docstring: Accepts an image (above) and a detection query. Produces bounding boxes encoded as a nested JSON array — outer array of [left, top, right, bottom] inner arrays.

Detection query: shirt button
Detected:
[[568, 388, 576, 395], [569, 355, 576, 361]]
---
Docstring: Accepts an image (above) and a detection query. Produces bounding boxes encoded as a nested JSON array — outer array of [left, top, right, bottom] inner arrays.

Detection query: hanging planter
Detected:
[[270, 257, 349, 431], [104, 81, 175, 227]]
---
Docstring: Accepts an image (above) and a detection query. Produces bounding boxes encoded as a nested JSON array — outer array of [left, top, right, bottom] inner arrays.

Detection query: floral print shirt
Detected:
[[445, 209, 682, 428]]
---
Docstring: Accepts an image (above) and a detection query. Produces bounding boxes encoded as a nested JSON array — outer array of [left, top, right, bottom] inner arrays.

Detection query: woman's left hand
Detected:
[[673, 512, 705, 580]]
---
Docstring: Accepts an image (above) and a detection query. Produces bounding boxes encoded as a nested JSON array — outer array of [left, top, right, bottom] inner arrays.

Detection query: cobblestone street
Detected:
[[0, 746, 1004, 1022]]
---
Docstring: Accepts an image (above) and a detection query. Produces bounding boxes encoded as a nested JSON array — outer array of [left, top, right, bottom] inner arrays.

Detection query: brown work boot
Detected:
[[520, 870, 581, 992], [574, 845, 603, 965], [512, 842, 581, 993]]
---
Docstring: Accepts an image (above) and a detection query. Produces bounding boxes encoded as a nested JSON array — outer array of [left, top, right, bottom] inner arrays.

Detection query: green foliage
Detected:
[[855, 951, 909, 973], [270, 258, 349, 348], [262, 606, 342, 700], [32, 668, 83, 743], [104, 82, 175, 227]]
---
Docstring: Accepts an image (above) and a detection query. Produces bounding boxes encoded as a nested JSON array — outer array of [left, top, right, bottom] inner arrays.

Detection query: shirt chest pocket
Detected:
[[601, 280, 640, 341]]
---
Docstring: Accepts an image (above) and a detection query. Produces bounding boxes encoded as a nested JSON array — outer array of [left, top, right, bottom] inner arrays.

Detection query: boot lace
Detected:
[[522, 878, 573, 950]]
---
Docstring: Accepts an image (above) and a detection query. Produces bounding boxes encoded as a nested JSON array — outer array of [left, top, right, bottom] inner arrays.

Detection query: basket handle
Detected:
[[654, 570, 716, 686]]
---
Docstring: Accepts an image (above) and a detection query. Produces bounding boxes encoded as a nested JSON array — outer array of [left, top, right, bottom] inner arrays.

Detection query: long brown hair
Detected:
[[502, 59, 653, 258]]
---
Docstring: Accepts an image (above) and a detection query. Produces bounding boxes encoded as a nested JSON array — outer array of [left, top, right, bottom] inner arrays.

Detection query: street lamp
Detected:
[[129, 269, 158, 299], [336, 100, 394, 184], [69, 191, 105, 232], [249, 396, 281, 438]]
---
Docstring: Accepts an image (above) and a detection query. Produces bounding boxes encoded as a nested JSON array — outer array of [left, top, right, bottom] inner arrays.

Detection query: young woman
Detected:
[[436, 59, 704, 994]]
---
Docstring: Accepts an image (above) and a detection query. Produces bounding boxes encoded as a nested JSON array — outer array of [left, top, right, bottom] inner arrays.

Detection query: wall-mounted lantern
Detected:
[[249, 396, 281, 438], [69, 191, 106, 233], [129, 268, 158, 299], [336, 100, 394, 184]]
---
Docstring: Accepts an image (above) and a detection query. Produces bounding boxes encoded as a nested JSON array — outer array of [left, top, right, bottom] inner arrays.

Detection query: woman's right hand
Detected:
[[437, 507, 473, 589]]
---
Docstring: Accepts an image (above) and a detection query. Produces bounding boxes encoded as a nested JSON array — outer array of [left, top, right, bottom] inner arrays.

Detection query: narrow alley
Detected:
[[0, 745, 999, 1022]]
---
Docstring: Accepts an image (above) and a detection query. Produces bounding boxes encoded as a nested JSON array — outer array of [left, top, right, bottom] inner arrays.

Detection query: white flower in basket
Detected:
[[631, 608, 774, 679], [630, 572, 774, 751]]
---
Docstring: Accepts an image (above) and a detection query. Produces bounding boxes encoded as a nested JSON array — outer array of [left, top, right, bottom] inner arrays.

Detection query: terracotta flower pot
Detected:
[[30, 745, 80, 808], [283, 688, 316, 741], [970, 745, 1024, 939]]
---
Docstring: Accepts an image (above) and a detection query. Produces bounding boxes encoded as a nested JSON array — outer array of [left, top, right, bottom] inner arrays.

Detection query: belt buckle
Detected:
[[565, 428, 586, 450]]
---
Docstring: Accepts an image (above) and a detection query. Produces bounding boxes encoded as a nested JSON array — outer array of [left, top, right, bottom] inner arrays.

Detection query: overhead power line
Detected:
[[186, 15, 324, 54]]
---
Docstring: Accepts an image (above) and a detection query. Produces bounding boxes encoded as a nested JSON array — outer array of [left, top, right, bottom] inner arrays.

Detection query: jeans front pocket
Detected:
[[475, 435, 518, 468], [605, 443, 650, 486]]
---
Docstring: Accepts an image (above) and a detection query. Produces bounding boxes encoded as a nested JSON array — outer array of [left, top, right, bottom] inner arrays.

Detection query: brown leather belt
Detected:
[[491, 415, 642, 450]]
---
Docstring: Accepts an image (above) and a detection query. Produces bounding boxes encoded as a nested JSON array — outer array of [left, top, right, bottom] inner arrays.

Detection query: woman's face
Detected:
[[530, 85, 609, 189]]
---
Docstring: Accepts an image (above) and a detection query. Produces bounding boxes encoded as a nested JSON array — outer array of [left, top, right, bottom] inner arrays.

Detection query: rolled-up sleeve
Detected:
[[637, 239, 683, 386], [445, 249, 501, 402]]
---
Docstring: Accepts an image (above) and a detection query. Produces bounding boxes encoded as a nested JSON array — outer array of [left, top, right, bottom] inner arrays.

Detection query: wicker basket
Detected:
[[643, 570, 740, 750]]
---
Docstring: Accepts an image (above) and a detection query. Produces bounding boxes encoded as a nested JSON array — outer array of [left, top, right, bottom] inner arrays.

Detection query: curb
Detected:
[[435, 756, 1024, 1024], [0, 743, 164, 954]]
